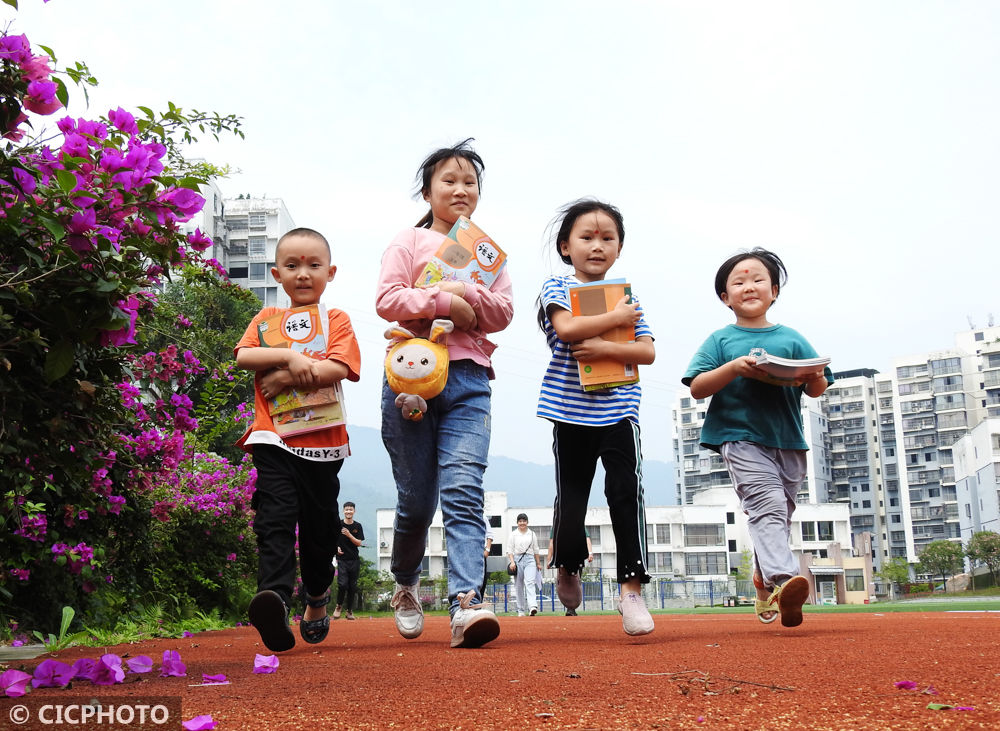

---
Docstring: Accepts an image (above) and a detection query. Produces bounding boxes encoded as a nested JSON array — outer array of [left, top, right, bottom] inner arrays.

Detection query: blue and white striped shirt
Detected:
[[536, 275, 653, 426]]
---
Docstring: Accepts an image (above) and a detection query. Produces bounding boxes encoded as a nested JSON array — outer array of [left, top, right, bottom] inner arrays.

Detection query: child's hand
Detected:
[[285, 350, 319, 387], [612, 295, 640, 328], [258, 368, 292, 401], [570, 336, 611, 361], [731, 355, 769, 381], [449, 296, 478, 331], [435, 281, 468, 298]]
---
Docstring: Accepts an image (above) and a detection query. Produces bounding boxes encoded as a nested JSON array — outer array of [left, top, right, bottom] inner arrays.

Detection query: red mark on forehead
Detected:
[[300, 255, 306, 261], [744, 269, 749, 273]]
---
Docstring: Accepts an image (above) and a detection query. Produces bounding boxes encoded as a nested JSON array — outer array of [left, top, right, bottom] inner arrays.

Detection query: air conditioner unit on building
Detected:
[[379, 542, 387, 549]]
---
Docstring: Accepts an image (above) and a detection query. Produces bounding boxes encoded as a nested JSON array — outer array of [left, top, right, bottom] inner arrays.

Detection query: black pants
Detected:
[[252, 445, 342, 607], [550, 419, 650, 583], [336, 558, 360, 610]]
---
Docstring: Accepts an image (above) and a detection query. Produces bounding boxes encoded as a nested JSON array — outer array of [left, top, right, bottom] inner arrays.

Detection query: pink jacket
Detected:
[[375, 226, 514, 378]]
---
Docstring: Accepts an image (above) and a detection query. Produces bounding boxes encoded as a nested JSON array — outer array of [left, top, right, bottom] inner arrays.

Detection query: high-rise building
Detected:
[[221, 196, 295, 308], [179, 184, 296, 308]]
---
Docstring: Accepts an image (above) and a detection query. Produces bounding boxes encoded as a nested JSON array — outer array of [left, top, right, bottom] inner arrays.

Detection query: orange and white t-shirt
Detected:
[[235, 306, 361, 462]]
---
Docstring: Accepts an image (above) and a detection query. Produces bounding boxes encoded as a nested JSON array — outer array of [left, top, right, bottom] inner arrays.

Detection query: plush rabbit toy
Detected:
[[384, 319, 454, 421]]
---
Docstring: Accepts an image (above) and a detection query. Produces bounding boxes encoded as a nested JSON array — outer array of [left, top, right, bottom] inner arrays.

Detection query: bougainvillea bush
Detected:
[[0, 4, 255, 633]]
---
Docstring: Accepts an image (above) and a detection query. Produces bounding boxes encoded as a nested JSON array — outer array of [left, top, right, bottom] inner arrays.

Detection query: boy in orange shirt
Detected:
[[235, 227, 361, 651]]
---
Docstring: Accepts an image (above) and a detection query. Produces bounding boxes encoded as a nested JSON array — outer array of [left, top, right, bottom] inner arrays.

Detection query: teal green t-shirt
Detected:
[[681, 324, 834, 452]]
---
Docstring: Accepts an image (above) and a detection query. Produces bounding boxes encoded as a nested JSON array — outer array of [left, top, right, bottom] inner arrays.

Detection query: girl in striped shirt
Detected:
[[535, 199, 656, 636]]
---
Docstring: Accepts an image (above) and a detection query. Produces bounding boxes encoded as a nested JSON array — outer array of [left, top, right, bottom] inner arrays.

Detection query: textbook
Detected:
[[567, 278, 639, 392], [751, 350, 831, 381], [257, 304, 345, 437], [414, 216, 507, 289]]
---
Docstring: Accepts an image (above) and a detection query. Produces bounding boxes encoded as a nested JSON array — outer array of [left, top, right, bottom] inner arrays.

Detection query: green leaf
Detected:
[[95, 278, 121, 293], [2, 0, 18, 10], [38, 215, 66, 243], [44, 341, 75, 382], [926, 703, 953, 711], [56, 168, 78, 193], [58, 606, 75, 641], [53, 77, 69, 107]]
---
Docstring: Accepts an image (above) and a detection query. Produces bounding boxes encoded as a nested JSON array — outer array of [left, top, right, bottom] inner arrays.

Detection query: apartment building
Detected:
[[179, 182, 296, 309]]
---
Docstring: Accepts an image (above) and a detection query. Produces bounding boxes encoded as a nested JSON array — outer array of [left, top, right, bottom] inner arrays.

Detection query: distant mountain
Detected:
[[337, 425, 675, 562]]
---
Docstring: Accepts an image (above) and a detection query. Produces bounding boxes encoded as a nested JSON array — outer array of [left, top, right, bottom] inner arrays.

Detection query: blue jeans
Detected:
[[382, 360, 491, 614]]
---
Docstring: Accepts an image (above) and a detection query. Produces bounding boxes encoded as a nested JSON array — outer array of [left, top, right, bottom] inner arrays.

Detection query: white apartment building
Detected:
[[179, 183, 297, 309], [222, 197, 295, 308], [953, 419, 1000, 557], [375, 489, 863, 603]]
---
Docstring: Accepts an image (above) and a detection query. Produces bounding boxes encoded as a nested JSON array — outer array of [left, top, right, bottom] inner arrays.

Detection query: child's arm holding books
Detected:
[[548, 296, 638, 343], [236, 348, 351, 400], [689, 356, 827, 399], [570, 335, 655, 366]]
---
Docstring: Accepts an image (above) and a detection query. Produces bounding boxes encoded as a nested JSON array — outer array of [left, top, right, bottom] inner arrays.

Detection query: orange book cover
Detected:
[[256, 304, 345, 436], [567, 278, 639, 392], [415, 216, 507, 289]]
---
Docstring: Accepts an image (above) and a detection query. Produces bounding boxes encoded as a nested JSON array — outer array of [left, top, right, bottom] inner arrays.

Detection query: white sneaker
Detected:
[[390, 582, 424, 639], [517, 611, 525, 617], [618, 592, 654, 636], [451, 592, 500, 648]]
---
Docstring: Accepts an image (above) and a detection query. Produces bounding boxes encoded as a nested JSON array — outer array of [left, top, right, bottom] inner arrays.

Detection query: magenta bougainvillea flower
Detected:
[[894, 680, 918, 690], [252, 654, 279, 674], [90, 654, 125, 686], [70, 658, 96, 682], [31, 659, 75, 688], [160, 650, 187, 677], [1, 669, 33, 697], [201, 673, 228, 685], [126, 655, 153, 674], [182, 715, 217, 730]]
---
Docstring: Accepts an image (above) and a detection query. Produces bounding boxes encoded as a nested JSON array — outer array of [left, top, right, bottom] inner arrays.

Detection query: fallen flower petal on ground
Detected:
[[253, 654, 279, 674], [161, 649, 187, 677], [126, 655, 153, 673], [182, 714, 216, 730], [1, 669, 32, 697], [32, 659, 75, 688], [91, 654, 125, 685], [894, 680, 917, 690], [201, 673, 229, 685]]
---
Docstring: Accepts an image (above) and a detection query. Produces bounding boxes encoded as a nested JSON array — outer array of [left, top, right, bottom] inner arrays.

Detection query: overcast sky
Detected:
[[10, 1, 999, 465]]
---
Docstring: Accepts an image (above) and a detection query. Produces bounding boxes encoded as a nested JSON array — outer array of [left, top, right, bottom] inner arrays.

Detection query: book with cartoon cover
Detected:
[[414, 216, 507, 289], [567, 278, 639, 392], [257, 304, 345, 437]]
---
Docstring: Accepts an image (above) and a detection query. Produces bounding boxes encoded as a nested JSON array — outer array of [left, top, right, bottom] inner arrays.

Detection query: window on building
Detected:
[[229, 266, 249, 279], [728, 539, 737, 552], [250, 287, 265, 302], [965, 504, 972, 518], [684, 552, 727, 575], [890, 531, 905, 542], [585, 525, 601, 546], [862, 500, 871, 508], [249, 262, 266, 280], [891, 515, 901, 524], [680, 398, 691, 408], [818, 521, 834, 541], [845, 569, 865, 592], [681, 412, 692, 424], [249, 212, 267, 228], [248, 236, 267, 257], [648, 552, 672, 573], [645, 524, 670, 544], [801, 522, 816, 542], [726, 512, 735, 525], [684, 524, 725, 547]]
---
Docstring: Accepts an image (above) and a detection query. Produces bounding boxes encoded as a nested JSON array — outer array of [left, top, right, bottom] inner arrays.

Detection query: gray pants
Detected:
[[721, 441, 805, 589]]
